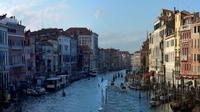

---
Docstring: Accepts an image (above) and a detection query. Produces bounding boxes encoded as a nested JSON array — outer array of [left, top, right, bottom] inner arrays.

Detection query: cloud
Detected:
[[94, 9, 104, 19], [0, 0, 71, 31]]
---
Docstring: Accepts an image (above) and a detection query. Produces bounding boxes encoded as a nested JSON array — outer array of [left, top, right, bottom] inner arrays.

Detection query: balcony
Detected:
[[180, 24, 191, 31], [11, 46, 23, 50], [180, 55, 187, 61], [10, 63, 25, 67]]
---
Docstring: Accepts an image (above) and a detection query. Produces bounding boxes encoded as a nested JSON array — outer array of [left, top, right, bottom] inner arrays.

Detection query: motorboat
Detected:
[[35, 87, 47, 95], [26, 88, 38, 96], [90, 71, 97, 77], [111, 81, 115, 86], [101, 78, 104, 82], [120, 83, 127, 92]]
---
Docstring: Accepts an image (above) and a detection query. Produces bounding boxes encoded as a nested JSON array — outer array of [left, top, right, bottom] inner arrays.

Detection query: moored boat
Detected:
[[150, 95, 161, 107]]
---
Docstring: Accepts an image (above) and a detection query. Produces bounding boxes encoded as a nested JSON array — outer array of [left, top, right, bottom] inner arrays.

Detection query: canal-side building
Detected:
[[31, 28, 63, 76], [149, 25, 163, 74], [190, 18, 200, 80], [24, 30, 36, 83], [130, 54, 135, 70], [57, 34, 72, 74], [98, 48, 107, 73], [164, 32, 175, 84], [121, 51, 131, 69], [0, 15, 26, 85], [179, 12, 199, 80], [31, 28, 78, 79], [132, 51, 141, 71], [140, 37, 149, 72], [149, 9, 177, 83], [78, 45, 91, 72], [65, 27, 98, 72], [0, 23, 10, 103]]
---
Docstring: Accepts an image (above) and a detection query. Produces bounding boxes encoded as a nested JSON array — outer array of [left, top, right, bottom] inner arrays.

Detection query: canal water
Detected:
[[21, 70, 172, 112]]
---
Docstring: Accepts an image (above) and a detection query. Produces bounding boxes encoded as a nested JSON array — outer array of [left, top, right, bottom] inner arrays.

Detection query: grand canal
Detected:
[[20, 70, 172, 112]]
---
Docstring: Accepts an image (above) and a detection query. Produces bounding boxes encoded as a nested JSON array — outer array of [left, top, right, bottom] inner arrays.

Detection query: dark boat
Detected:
[[170, 101, 181, 112], [101, 78, 104, 82], [170, 100, 195, 112], [111, 81, 115, 86]]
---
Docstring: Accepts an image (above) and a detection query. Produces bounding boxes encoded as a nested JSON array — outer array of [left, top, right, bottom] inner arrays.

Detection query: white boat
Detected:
[[26, 88, 38, 96], [35, 87, 47, 95]]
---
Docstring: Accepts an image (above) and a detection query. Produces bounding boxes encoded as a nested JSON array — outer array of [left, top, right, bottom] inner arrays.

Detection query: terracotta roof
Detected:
[[65, 27, 96, 36], [31, 28, 63, 35]]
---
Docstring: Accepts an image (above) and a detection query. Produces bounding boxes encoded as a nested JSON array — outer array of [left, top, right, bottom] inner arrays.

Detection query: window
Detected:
[[165, 54, 168, 62], [194, 26, 197, 33], [171, 39, 174, 46], [198, 26, 200, 33], [167, 41, 169, 47], [194, 54, 196, 61], [198, 54, 200, 63], [191, 39, 193, 48], [198, 39, 200, 48]]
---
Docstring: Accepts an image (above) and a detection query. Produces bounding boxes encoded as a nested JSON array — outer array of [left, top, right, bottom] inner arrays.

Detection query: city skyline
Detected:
[[1, 0, 200, 53]]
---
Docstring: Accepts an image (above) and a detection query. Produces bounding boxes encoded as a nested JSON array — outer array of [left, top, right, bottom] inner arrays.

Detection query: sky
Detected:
[[0, 0, 200, 53]]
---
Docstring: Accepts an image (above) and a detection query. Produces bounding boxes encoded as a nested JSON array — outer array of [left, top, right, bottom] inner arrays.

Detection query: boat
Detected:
[[120, 82, 127, 92], [90, 71, 97, 77], [170, 100, 195, 112], [101, 78, 104, 82], [128, 84, 137, 90], [35, 87, 47, 95], [62, 89, 66, 97], [150, 95, 160, 107], [26, 88, 39, 96], [26, 87, 47, 97], [98, 107, 103, 111], [45, 77, 61, 92], [111, 81, 115, 86], [150, 100, 160, 107], [170, 101, 181, 112], [121, 74, 123, 78], [118, 73, 120, 78]]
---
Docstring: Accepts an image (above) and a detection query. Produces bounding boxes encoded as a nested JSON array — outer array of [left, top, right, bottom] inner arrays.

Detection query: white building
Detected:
[[149, 27, 163, 73], [164, 33, 175, 83], [132, 51, 141, 71]]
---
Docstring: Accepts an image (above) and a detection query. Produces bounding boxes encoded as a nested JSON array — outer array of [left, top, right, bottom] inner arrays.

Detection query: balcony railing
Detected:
[[180, 24, 191, 31], [180, 55, 187, 61], [11, 46, 23, 49]]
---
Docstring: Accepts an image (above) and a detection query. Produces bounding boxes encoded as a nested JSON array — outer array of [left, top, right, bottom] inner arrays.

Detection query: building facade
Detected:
[[0, 15, 26, 86], [132, 51, 141, 71], [65, 27, 98, 72], [0, 23, 9, 103]]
